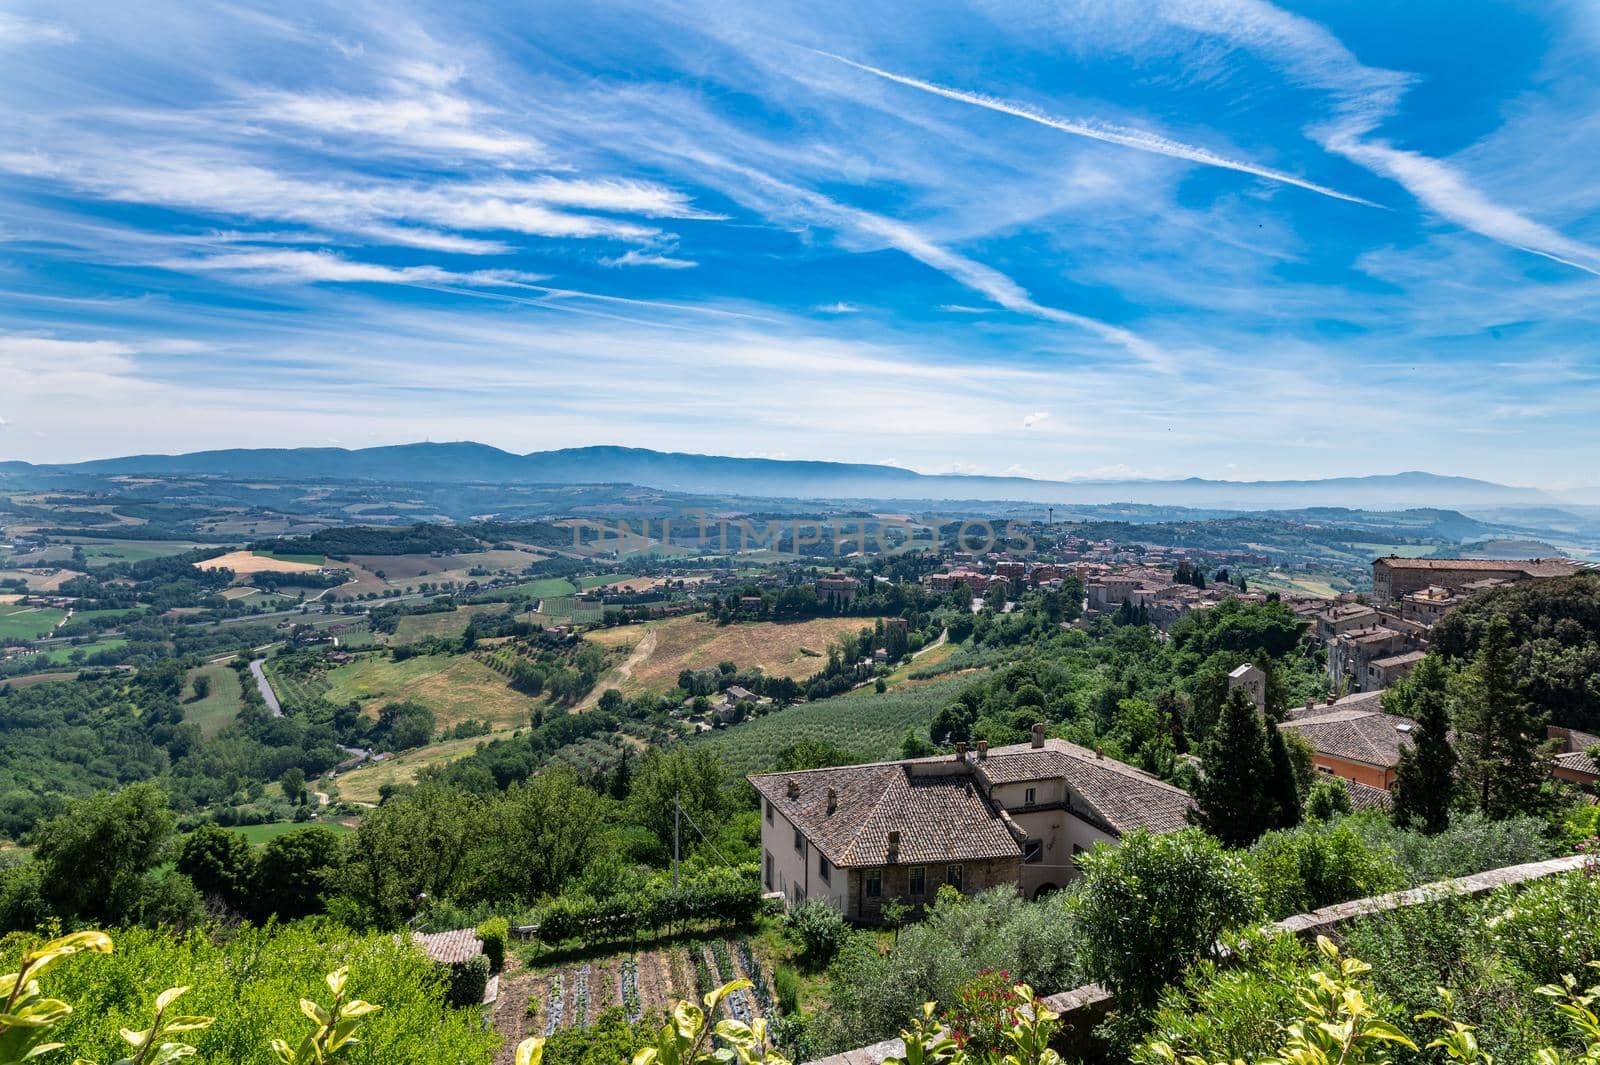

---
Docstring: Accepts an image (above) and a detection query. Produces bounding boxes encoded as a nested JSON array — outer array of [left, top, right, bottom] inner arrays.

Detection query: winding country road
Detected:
[[248, 657, 282, 717]]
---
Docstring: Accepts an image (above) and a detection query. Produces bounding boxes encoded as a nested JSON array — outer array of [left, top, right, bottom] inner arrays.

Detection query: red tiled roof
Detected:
[[412, 929, 483, 965], [1281, 706, 1419, 769]]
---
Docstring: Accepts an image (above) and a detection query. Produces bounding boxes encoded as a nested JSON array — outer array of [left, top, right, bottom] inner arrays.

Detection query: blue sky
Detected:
[[1, 0, 1598, 489]]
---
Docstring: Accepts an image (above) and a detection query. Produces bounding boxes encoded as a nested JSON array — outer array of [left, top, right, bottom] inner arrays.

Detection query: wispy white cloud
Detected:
[[0, 13, 75, 46], [235, 87, 542, 160], [0, 147, 700, 247], [814, 301, 861, 313], [153, 248, 550, 288], [603, 249, 698, 269], [1155, 0, 1600, 275], [1022, 410, 1050, 428], [818, 50, 1379, 207]]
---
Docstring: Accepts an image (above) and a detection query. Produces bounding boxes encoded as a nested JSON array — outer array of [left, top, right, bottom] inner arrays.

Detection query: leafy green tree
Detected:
[[1074, 829, 1260, 1011], [627, 748, 727, 859], [1452, 618, 1550, 820], [31, 782, 175, 924], [175, 823, 257, 911], [1390, 655, 1457, 834], [1191, 689, 1277, 846], [339, 784, 481, 927], [478, 766, 595, 901], [254, 825, 344, 919], [1303, 776, 1352, 821], [280, 766, 308, 806]]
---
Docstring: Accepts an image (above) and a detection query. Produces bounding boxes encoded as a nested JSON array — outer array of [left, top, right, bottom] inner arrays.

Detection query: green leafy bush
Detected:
[[0, 922, 496, 1063], [477, 916, 509, 973], [1073, 829, 1260, 1012], [445, 954, 492, 1007], [784, 900, 849, 965], [1244, 820, 1401, 919]]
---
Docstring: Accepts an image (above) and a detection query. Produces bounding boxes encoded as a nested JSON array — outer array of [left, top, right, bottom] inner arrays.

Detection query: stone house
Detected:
[[749, 727, 1194, 923]]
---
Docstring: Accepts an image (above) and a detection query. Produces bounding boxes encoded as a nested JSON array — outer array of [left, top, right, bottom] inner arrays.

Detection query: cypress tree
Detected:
[[1191, 687, 1276, 846], [1390, 655, 1457, 834], [1264, 724, 1303, 829], [1452, 617, 1549, 819]]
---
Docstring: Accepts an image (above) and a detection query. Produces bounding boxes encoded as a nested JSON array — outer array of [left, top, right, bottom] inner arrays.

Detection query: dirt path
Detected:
[[491, 966, 537, 1065], [576, 628, 657, 710]]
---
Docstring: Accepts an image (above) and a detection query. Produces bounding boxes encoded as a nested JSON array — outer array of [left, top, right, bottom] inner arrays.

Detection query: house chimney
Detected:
[[1031, 723, 1045, 749], [786, 778, 799, 799], [1095, 745, 1104, 760], [955, 741, 967, 761], [1306, 697, 1315, 711], [976, 740, 988, 760], [826, 787, 837, 813], [887, 830, 901, 858], [1325, 690, 1337, 705]]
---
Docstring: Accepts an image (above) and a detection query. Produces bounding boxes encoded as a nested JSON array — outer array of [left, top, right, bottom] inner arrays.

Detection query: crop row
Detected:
[[735, 938, 775, 1017], [572, 964, 590, 1029], [544, 971, 565, 1035], [619, 956, 642, 1024], [709, 940, 753, 1025]]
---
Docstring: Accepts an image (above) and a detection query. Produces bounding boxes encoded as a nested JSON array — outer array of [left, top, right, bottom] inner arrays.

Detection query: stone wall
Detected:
[[805, 853, 1587, 1065]]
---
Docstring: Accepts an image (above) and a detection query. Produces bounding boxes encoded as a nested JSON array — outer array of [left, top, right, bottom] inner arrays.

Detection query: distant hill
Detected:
[[1, 442, 1552, 510]]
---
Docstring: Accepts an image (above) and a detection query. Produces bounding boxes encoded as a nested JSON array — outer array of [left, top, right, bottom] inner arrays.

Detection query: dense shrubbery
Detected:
[[0, 922, 496, 1063], [806, 887, 1085, 1057], [534, 866, 762, 947], [1137, 869, 1600, 1065]]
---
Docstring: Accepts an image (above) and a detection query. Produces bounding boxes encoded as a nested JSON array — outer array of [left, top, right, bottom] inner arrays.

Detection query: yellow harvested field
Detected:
[[584, 614, 882, 695], [196, 550, 322, 574], [0, 569, 79, 592], [324, 652, 537, 731], [0, 594, 22, 605]]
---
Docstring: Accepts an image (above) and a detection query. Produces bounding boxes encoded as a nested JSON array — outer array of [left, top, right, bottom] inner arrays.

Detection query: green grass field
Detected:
[[183, 661, 246, 738], [0, 605, 66, 640], [691, 673, 984, 775], [229, 821, 353, 845], [33, 638, 130, 665], [77, 541, 208, 564]]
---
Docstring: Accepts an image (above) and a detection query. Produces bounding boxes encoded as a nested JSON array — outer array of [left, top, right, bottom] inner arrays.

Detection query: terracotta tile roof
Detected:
[[1376, 557, 1580, 577], [1286, 690, 1386, 720], [976, 739, 1196, 835], [1280, 706, 1418, 769], [412, 929, 483, 965], [1557, 751, 1599, 779], [1341, 777, 1393, 811], [749, 764, 1022, 867]]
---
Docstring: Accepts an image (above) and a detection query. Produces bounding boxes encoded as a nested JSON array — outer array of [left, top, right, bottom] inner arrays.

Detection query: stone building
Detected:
[[1371, 557, 1580, 606], [749, 728, 1193, 922]]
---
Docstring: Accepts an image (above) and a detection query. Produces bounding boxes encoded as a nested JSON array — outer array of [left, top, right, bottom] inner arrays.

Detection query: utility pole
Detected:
[[673, 793, 681, 891]]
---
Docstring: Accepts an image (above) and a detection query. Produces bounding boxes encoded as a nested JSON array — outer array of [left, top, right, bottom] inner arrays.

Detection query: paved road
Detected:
[[248, 657, 282, 717]]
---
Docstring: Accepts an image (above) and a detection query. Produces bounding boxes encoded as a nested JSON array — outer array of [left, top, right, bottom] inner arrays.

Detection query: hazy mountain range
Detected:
[[0, 443, 1558, 510]]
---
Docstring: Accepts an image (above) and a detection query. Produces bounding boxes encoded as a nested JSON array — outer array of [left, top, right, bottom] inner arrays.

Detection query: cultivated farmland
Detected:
[[493, 934, 780, 1062], [583, 615, 884, 696], [691, 673, 982, 775]]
